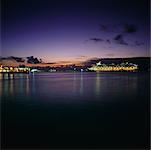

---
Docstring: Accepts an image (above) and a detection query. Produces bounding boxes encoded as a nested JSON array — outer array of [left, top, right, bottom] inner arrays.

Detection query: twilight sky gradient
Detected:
[[1, 0, 150, 64]]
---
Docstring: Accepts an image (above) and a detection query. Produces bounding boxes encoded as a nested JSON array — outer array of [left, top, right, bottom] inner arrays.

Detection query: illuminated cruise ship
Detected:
[[88, 61, 138, 72]]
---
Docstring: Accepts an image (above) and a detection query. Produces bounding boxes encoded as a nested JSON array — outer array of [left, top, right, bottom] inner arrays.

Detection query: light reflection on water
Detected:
[[80, 73, 83, 94], [0, 72, 140, 102], [26, 75, 29, 95], [1, 72, 150, 148], [95, 72, 100, 96]]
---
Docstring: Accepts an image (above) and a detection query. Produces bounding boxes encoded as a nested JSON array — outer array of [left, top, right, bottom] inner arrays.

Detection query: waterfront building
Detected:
[[0, 65, 30, 73]]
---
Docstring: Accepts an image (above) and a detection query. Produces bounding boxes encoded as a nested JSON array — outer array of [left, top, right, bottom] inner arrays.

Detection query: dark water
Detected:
[[1, 72, 150, 149]]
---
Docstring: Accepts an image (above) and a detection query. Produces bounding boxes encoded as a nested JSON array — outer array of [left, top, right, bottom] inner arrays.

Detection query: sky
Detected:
[[1, 0, 150, 64]]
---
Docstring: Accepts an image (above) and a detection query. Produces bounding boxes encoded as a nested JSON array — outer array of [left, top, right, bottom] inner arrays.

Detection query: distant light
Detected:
[[81, 69, 83, 72], [31, 69, 38, 72], [96, 61, 101, 66]]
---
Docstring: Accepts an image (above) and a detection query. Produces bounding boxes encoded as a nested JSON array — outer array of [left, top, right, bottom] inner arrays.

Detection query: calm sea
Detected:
[[1, 72, 150, 149]]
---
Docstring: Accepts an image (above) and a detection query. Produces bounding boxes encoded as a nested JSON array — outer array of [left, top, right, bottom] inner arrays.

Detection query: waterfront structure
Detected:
[[30, 69, 40, 73], [0, 65, 30, 73], [49, 69, 57, 72], [88, 61, 138, 72]]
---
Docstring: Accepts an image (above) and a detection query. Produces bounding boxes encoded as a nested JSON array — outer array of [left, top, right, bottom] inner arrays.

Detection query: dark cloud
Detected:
[[27, 56, 42, 64], [113, 34, 128, 45], [89, 38, 104, 42], [86, 38, 112, 45], [123, 24, 137, 34], [106, 39, 111, 44], [82, 58, 100, 66], [135, 41, 144, 46], [100, 24, 117, 32], [114, 34, 122, 40], [85, 38, 105, 43], [9, 56, 25, 62], [88, 23, 141, 47], [111, 23, 138, 34], [100, 23, 138, 34]]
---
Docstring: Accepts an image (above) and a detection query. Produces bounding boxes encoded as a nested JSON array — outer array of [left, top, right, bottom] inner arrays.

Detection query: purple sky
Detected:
[[1, 0, 150, 63]]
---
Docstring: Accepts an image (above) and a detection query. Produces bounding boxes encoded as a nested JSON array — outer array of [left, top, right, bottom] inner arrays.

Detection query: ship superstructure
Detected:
[[88, 61, 138, 72]]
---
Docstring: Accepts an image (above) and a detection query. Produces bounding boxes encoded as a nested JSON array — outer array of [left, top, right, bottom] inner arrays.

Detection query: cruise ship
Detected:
[[88, 61, 138, 72]]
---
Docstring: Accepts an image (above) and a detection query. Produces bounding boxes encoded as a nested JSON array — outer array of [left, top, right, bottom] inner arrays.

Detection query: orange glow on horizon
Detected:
[[0, 59, 85, 67]]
